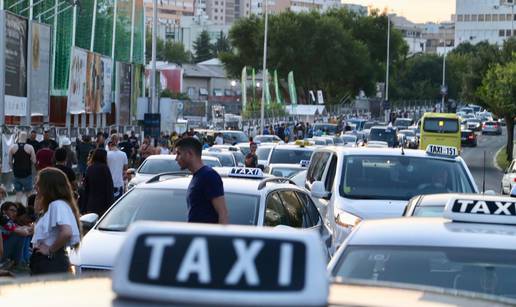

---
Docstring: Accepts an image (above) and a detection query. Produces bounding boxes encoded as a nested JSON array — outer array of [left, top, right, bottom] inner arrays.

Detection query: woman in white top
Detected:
[[30, 167, 82, 275]]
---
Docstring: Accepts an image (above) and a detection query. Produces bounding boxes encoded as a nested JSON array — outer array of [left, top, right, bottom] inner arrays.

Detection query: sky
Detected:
[[341, 0, 455, 23]]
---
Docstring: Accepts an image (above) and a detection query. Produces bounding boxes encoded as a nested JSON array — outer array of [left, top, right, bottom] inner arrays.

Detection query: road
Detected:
[[461, 129, 506, 193]]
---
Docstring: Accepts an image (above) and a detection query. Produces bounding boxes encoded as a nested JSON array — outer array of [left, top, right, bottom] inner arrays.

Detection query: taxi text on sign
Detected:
[[112, 222, 328, 306]]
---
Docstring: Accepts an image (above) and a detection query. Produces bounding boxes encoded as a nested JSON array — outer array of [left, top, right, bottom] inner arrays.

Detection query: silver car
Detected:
[[481, 121, 502, 135]]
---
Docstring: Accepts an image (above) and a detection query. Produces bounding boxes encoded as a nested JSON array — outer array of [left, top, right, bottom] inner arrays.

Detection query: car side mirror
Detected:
[[311, 181, 330, 199], [80, 213, 99, 233], [127, 168, 136, 176]]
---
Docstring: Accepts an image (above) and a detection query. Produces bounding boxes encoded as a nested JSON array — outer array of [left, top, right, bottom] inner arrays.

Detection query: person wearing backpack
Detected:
[[8, 132, 36, 204]]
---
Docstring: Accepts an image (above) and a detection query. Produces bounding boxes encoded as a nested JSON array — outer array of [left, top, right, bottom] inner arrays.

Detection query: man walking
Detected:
[[107, 134, 128, 201], [245, 142, 258, 168], [175, 138, 228, 224], [8, 132, 36, 203]]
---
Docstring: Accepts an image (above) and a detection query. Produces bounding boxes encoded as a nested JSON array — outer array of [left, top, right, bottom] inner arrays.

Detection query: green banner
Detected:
[[264, 69, 272, 106], [274, 70, 282, 104], [288, 71, 297, 105], [241, 66, 247, 108]]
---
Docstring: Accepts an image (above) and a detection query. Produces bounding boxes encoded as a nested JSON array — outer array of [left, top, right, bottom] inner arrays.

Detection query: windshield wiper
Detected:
[[97, 227, 126, 232]]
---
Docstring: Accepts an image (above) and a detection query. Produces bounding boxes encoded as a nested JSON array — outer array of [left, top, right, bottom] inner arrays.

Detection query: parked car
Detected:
[[482, 121, 502, 135]]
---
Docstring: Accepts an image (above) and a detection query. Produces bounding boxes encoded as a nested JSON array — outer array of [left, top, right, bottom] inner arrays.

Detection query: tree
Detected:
[[193, 30, 214, 63], [478, 60, 516, 161], [163, 40, 191, 64], [212, 31, 231, 56]]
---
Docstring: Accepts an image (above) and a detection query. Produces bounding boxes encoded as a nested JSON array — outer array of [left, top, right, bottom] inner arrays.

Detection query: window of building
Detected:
[[500, 14, 506, 21], [507, 29, 512, 37], [471, 14, 478, 22], [508, 14, 513, 21], [213, 89, 224, 96], [214, 8, 218, 12], [485, 14, 492, 22], [187, 87, 196, 97], [464, 14, 470, 22], [492, 14, 498, 22], [215, 1, 218, 4], [214, 16, 218, 20], [499, 29, 505, 37], [199, 88, 209, 96], [457, 14, 464, 22], [478, 14, 484, 22]]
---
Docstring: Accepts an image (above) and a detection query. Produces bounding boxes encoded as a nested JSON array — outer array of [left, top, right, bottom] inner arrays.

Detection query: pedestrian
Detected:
[[245, 142, 258, 168], [139, 137, 155, 164], [215, 133, 224, 145], [8, 132, 36, 203], [30, 168, 81, 275], [1, 201, 32, 269], [118, 134, 134, 160], [39, 131, 58, 151], [27, 130, 41, 153], [95, 132, 105, 149], [128, 131, 140, 167], [54, 148, 77, 194], [175, 138, 229, 224], [60, 137, 77, 169], [76, 135, 95, 177], [107, 135, 128, 201], [82, 149, 114, 216]]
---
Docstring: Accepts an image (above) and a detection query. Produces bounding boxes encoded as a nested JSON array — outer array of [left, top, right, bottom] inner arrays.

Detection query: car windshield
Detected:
[[333, 137, 344, 145], [97, 189, 260, 231], [202, 158, 222, 167], [423, 118, 459, 133], [368, 128, 397, 146], [270, 149, 313, 164], [239, 146, 251, 156], [400, 130, 415, 137], [257, 147, 272, 161], [270, 167, 303, 178], [332, 245, 516, 298], [204, 152, 235, 167], [467, 119, 481, 124], [340, 155, 475, 200], [223, 131, 248, 144], [138, 159, 180, 174]]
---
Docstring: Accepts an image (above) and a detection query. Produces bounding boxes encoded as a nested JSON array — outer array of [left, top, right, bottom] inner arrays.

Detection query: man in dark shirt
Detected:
[[175, 137, 228, 224], [118, 134, 134, 160], [27, 130, 41, 153], [54, 148, 77, 192], [245, 142, 258, 168], [39, 130, 58, 151]]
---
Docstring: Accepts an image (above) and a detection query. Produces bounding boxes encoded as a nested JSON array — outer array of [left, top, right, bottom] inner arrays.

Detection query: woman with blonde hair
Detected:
[[30, 167, 81, 275]]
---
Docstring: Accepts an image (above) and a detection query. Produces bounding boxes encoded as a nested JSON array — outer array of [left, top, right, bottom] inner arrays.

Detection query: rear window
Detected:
[[138, 159, 180, 174], [270, 149, 313, 164], [423, 118, 459, 133], [368, 128, 397, 146]]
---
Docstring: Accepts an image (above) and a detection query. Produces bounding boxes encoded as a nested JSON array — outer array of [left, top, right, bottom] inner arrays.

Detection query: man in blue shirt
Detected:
[[175, 137, 229, 224]]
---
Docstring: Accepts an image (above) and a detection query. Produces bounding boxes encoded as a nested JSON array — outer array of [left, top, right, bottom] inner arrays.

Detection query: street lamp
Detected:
[[260, 0, 269, 135], [384, 13, 391, 122], [441, 38, 447, 113]]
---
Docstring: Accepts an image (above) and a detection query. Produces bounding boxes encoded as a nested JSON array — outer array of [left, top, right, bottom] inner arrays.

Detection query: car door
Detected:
[[263, 192, 289, 227], [502, 160, 515, 194]]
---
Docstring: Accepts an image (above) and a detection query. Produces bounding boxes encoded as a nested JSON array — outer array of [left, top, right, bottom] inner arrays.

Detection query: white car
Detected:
[[266, 163, 306, 178], [264, 143, 315, 167], [254, 134, 284, 144], [305, 145, 478, 245], [71, 167, 332, 273], [127, 155, 221, 189], [501, 159, 516, 194], [256, 144, 276, 167], [328, 194, 516, 299]]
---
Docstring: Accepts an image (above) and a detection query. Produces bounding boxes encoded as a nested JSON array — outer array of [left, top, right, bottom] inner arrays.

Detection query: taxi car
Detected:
[[266, 163, 307, 178], [305, 145, 478, 245], [329, 194, 516, 299], [254, 134, 284, 144], [263, 143, 315, 167], [71, 167, 332, 273]]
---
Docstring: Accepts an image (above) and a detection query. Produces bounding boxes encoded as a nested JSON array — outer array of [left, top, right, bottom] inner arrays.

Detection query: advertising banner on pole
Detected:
[[2, 134, 14, 173], [131, 64, 142, 122], [4, 12, 28, 116], [29, 21, 51, 116], [100, 56, 113, 113], [67, 47, 88, 114], [241, 66, 247, 108], [288, 71, 297, 106], [117, 62, 132, 125], [85, 52, 102, 113]]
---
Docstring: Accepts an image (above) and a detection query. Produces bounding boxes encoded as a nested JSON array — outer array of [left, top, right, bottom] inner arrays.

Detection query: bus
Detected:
[[418, 113, 461, 152]]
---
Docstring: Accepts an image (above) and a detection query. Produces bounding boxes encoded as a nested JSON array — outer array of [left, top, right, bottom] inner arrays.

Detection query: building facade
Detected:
[[455, 0, 515, 46]]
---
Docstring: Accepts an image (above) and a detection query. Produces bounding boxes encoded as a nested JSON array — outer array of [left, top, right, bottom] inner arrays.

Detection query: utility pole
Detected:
[[260, 0, 268, 134], [385, 14, 391, 123]]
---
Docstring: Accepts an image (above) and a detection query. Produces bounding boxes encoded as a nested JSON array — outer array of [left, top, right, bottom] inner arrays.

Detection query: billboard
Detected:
[[117, 62, 132, 125], [101, 56, 113, 113], [29, 21, 51, 116], [67, 47, 88, 114], [4, 12, 28, 116], [85, 52, 102, 113]]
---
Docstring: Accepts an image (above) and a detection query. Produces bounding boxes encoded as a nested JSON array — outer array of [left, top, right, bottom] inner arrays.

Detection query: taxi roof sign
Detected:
[[299, 160, 310, 168], [228, 167, 264, 179], [444, 195, 516, 225], [112, 222, 328, 306], [426, 144, 458, 158]]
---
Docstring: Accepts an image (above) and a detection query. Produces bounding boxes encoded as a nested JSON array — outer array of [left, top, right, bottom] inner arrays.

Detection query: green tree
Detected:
[[163, 40, 191, 64], [478, 60, 516, 161], [193, 30, 214, 63], [212, 31, 231, 56]]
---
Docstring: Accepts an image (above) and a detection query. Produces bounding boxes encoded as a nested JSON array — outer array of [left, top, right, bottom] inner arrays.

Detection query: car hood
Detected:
[[334, 197, 408, 219], [70, 229, 126, 269], [128, 173, 154, 186]]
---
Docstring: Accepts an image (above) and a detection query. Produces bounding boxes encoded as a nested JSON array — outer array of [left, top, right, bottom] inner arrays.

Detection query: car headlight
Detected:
[[334, 208, 361, 229]]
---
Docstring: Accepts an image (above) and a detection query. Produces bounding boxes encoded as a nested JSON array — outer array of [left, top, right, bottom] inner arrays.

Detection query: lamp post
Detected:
[[441, 38, 447, 113], [384, 13, 391, 123], [151, 0, 158, 113], [260, 0, 269, 135]]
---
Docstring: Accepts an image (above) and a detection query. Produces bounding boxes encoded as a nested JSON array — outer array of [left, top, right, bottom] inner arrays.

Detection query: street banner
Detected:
[[252, 68, 256, 102], [67, 47, 88, 114], [317, 90, 324, 104], [241, 66, 247, 108], [117, 62, 132, 125], [100, 56, 113, 113], [85, 52, 102, 113], [2, 134, 14, 173], [274, 70, 281, 104], [131, 64, 143, 122], [288, 71, 297, 106], [29, 21, 51, 116], [4, 12, 28, 116], [264, 69, 271, 106]]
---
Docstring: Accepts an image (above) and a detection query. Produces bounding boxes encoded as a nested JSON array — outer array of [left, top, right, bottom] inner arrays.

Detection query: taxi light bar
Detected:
[[426, 144, 458, 157], [228, 167, 264, 179], [112, 222, 328, 306], [299, 160, 310, 168], [443, 195, 516, 225]]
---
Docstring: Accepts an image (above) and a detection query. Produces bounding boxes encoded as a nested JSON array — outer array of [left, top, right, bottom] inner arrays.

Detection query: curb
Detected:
[[493, 145, 504, 172]]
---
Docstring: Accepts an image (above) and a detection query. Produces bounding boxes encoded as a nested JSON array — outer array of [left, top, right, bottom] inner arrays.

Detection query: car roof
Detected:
[[272, 144, 314, 151], [313, 147, 463, 161], [268, 163, 304, 169], [347, 217, 516, 250], [144, 154, 177, 160]]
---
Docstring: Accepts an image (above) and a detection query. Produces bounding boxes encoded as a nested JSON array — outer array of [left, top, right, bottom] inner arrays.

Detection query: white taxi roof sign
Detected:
[[112, 222, 328, 306], [443, 195, 516, 225], [426, 144, 458, 157], [228, 167, 264, 178], [299, 160, 310, 167]]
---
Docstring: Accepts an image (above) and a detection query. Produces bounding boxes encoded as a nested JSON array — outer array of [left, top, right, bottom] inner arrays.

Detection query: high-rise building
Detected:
[[205, 0, 250, 24], [455, 0, 516, 46], [144, 0, 195, 39]]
